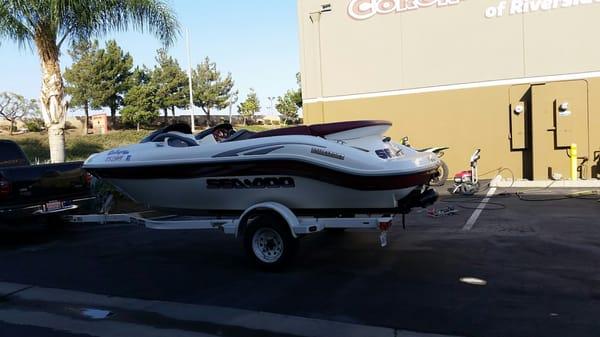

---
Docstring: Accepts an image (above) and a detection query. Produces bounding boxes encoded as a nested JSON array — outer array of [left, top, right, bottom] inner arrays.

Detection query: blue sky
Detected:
[[0, 1, 299, 116]]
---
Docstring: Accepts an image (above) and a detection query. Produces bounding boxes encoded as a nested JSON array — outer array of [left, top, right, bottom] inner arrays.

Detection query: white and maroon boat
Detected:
[[83, 120, 440, 215]]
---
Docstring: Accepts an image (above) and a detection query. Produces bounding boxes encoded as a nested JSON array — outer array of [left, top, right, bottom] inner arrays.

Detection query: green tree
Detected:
[[238, 89, 260, 126], [192, 57, 235, 126], [121, 78, 159, 131], [275, 90, 299, 125], [64, 40, 99, 135], [292, 72, 303, 109], [0, 0, 179, 162], [0, 92, 39, 135], [152, 48, 189, 123], [93, 40, 134, 128], [275, 73, 302, 125]]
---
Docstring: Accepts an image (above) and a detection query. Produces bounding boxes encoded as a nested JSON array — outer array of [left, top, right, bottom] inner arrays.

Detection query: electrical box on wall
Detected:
[[554, 99, 575, 148], [510, 102, 527, 150]]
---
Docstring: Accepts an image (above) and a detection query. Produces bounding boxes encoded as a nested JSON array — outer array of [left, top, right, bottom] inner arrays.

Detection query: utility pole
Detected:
[[186, 28, 195, 131]]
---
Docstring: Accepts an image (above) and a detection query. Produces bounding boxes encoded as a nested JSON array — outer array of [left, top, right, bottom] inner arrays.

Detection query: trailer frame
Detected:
[[66, 202, 396, 269]]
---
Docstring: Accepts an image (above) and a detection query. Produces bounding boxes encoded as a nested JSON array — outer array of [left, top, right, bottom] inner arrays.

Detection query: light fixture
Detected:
[[309, 3, 332, 23], [514, 104, 524, 115]]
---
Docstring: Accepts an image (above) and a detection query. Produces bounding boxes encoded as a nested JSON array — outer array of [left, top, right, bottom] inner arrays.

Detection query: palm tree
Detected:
[[0, 0, 179, 162]]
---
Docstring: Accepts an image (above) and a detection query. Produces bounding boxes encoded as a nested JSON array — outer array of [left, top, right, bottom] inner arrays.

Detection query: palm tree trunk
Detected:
[[35, 35, 66, 163]]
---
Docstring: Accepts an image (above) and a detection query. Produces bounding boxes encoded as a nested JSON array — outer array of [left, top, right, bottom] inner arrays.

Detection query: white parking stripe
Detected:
[[0, 281, 461, 337], [463, 188, 496, 231]]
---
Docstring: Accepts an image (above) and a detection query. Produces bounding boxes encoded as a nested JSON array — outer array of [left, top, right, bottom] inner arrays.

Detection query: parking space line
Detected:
[[0, 281, 461, 337], [463, 188, 496, 231]]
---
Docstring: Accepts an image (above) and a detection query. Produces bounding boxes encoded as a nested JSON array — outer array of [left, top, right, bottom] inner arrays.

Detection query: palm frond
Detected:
[[58, 0, 179, 48], [1, 0, 179, 52], [0, 0, 35, 48]]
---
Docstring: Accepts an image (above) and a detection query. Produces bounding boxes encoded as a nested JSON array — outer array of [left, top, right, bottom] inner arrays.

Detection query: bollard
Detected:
[[570, 143, 578, 181]]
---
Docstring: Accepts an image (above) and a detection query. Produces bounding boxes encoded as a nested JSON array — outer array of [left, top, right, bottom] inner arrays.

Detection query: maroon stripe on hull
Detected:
[[249, 120, 391, 139], [87, 160, 437, 191]]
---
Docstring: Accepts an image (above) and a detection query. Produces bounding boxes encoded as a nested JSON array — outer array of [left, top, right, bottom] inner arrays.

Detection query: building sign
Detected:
[[485, 0, 600, 18], [348, 0, 600, 20], [347, 0, 464, 20]]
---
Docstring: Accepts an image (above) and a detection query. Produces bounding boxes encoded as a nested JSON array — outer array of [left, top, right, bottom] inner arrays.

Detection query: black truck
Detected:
[[0, 139, 94, 224]]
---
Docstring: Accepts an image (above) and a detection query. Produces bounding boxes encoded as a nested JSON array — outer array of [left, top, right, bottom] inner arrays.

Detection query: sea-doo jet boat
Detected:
[[84, 120, 440, 215]]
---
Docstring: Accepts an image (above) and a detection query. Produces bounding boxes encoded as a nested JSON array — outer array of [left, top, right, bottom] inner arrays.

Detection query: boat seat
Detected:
[[152, 132, 198, 147], [249, 120, 391, 139], [222, 129, 256, 142]]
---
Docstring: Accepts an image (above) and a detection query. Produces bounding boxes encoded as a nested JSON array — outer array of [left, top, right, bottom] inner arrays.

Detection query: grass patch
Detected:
[[2, 129, 151, 162]]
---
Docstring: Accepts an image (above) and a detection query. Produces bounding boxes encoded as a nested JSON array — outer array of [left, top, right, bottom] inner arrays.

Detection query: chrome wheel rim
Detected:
[[252, 228, 284, 263]]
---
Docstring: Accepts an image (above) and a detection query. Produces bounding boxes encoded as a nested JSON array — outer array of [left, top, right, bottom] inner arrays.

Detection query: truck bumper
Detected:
[[0, 196, 96, 225]]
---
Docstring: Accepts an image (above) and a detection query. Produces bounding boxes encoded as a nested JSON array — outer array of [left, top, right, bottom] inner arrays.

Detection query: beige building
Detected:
[[297, 0, 600, 180]]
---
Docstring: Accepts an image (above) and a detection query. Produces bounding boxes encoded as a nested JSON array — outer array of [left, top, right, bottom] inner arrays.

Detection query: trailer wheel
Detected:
[[243, 215, 298, 270]]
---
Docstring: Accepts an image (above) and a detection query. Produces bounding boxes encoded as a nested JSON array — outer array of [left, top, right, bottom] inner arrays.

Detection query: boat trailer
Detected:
[[66, 202, 400, 270]]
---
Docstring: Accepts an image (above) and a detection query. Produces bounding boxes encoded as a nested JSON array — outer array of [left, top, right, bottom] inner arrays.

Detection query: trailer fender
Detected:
[[237, 202, 299, 239]]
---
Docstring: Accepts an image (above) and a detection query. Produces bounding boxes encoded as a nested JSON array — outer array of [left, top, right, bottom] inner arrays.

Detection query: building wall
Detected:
[[304, 78, 600, 180], [298, 0, 600, 180]]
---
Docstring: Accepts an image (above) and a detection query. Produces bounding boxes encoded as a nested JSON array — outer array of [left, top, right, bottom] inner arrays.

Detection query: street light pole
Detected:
[[268, 96, 275, 114], [228, 93, 238, 124], [186, 28, 195, 131]]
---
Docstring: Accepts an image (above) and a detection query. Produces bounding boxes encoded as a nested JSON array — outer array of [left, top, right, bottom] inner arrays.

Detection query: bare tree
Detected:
[[0, 92, 39, 135]]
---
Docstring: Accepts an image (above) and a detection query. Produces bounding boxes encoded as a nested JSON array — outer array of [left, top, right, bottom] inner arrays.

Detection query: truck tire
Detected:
[[243, 214, 298, 271]]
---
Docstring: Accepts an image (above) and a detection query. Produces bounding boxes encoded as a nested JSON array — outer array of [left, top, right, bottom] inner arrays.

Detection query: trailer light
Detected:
[[378, 220, 392, 231]]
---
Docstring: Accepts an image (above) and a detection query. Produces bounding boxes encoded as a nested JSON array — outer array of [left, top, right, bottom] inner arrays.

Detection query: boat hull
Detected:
[[103, 175, 429, 212]]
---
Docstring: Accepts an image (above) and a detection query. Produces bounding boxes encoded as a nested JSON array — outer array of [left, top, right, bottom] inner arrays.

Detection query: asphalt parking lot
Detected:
[[0, 187, 599, 337]]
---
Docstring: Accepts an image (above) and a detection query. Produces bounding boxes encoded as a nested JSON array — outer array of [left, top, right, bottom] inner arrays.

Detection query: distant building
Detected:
[[91, 114, 109, 135], [298, 0, 600, 180]]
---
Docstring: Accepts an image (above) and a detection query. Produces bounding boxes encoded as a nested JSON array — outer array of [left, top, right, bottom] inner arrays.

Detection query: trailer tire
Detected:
[[243, 215, 298, 270]]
